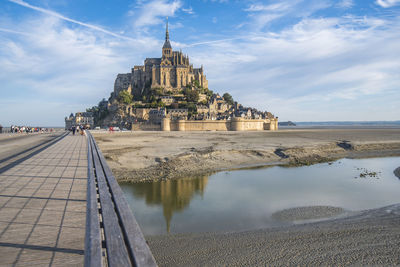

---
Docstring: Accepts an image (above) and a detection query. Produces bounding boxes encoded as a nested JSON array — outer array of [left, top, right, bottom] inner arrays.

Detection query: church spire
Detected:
[[162, 17, 172, 51], [165, 17, 169, 41]]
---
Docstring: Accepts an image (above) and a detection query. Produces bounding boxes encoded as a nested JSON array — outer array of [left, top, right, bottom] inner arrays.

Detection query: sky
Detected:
[[0, 0, 399, 126]]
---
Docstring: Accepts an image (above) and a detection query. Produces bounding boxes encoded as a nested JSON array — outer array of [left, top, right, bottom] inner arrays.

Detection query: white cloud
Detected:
[[7, 0, 133, 40], [0, 27, 30, 36], [2, 0, 400, 125], [243, 1, 299, 29], [0, 15, 161, 126], [244, 2, 293, 12], [336, 0, 354, 9], [169, 22, 183, 30], [182, 7, 194, 15], [0, 17, 121, 96], [243, 0, 332, 30], [184, 16, 400, 121], [134, 0, 182, 29], [375, 0, 400, 8]]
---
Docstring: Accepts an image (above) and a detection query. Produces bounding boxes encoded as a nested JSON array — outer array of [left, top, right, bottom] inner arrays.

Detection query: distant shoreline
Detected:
[[279, 125, 400, 130], [295, 120, 400, 125]]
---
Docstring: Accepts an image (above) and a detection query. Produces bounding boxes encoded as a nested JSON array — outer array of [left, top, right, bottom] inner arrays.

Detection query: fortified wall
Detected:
[[161, 117, 278, 131]]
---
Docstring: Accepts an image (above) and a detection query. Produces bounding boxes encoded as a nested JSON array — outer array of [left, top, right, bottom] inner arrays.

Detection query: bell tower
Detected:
[[162, 17, 172, 58]]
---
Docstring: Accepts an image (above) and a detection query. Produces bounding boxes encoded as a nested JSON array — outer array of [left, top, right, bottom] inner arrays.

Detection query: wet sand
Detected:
[[92, 128, 400, 182], [146, 204, 400, 266], [93, 128, 400, 266]]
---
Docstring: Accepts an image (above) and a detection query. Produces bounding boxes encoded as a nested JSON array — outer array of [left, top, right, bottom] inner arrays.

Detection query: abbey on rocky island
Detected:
[[114, 20, 208, 97], [80, 19, 278, 131]]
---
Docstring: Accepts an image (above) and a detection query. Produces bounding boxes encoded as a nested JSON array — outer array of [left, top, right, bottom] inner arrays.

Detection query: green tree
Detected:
[[187, 103, 197, 112], [187, 103, 197, 119], [223, 93, 234, 106], [179, 101, 188, 109], [192, 80, 201, 88], [184, 88, 199, 103], [117, 90, 133, 105], [157, 99, 165, 107], [206, 89, 214, 97], [151, 102, 157, 108], [152, 87, 164, 96], [86, 106, 99, 113]]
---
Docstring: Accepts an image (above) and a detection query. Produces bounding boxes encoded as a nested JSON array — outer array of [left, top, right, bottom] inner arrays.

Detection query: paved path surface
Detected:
[[0, 133, 87, 266], [0, 133, 62, 162]]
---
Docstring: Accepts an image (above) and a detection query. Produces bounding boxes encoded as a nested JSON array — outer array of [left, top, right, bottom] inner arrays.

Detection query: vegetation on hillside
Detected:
[[86, 99, 109, 125], [183, 88, 199, 103], [223, 93, 234, 106], [117, 90, 133, 105], [90, 79, 237, 124]]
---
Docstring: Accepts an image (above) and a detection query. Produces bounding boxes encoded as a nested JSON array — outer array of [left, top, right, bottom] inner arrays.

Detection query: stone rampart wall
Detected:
[[161, 118, 278, 131], [131, 123, 161, 131]]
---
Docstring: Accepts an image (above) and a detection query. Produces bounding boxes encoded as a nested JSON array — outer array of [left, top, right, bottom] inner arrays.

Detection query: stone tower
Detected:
[[162, 18, 172, 58], [113, 18, 208, 97]]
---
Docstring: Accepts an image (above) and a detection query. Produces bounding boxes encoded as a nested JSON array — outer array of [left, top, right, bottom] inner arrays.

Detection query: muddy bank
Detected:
[[92, 129, 400, 182], [146, 203, 400, 266]]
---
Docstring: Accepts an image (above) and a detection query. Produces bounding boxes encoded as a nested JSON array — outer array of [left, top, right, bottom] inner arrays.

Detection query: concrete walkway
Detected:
[[0, 133, 87, 266]]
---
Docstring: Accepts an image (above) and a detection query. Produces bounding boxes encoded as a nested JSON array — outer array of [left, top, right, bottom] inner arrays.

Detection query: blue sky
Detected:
[[0, 0, 399, 126]]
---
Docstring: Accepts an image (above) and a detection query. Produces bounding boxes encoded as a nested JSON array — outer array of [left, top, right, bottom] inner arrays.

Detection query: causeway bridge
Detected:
[[0, 131, 157, 266]]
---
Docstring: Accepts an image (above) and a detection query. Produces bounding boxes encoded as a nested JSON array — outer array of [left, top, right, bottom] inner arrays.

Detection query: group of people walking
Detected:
[[10, 125, 53, 134], [70, 125, 85, 135]]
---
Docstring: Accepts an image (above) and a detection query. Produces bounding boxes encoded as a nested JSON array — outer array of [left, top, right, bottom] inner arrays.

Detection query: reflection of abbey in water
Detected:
[[130, 176, 208, 232]]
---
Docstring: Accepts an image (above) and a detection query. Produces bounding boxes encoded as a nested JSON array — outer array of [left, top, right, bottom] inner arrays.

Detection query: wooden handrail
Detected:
[[84, 136, 103, 266], [85, 131, 157, 267]]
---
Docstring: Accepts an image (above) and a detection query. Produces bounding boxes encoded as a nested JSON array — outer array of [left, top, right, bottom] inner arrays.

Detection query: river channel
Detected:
[[120, 157, 400, 235]]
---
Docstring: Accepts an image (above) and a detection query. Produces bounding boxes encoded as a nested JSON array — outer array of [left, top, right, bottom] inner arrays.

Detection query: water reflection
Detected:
[[120, 157, 400, 235], [127, 176, 208, 232]]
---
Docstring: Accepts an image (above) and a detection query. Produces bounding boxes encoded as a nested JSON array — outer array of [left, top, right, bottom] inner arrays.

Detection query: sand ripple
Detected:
[[272, 206, 345, 221]]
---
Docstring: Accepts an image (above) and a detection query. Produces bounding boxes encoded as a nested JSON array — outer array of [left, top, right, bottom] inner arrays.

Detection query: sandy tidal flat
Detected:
[[93, 128, 400, 182], [146, 204, 400, 266]]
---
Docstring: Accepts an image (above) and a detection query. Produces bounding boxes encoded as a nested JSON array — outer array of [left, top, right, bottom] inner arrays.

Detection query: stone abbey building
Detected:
[[99, 20, 278, 131], [114, 21, 208, 97]]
